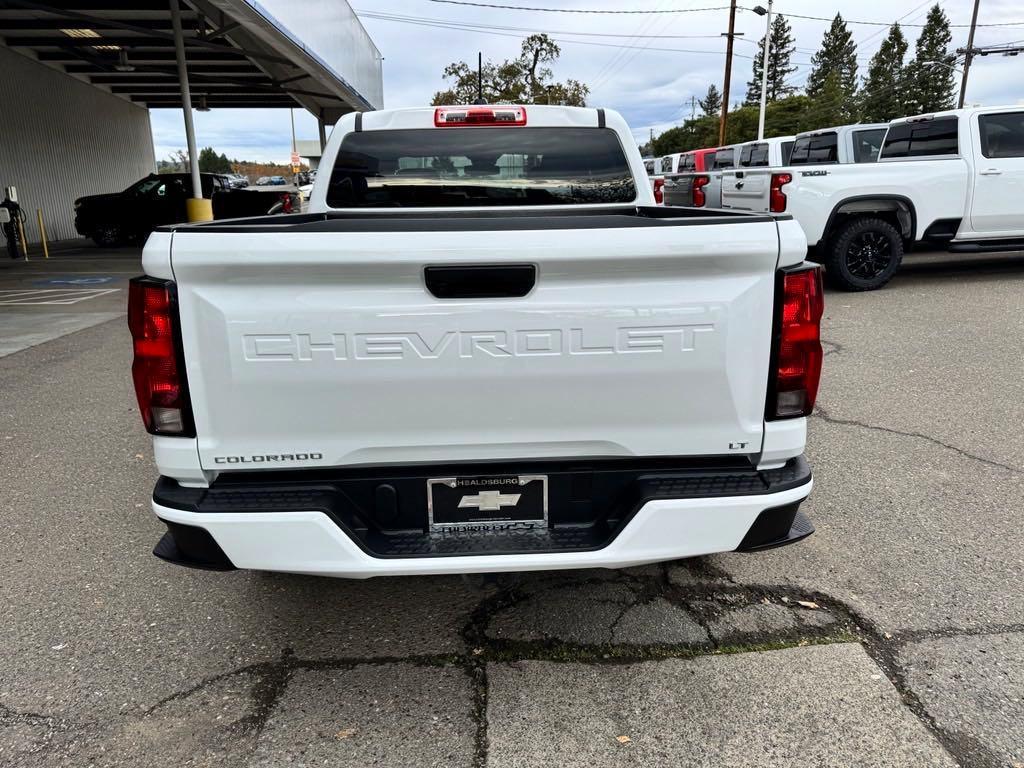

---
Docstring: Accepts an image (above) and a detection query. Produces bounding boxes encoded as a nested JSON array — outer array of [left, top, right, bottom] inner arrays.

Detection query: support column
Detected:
[[317, 114, 328, 152], [170, 0, 211, 222]]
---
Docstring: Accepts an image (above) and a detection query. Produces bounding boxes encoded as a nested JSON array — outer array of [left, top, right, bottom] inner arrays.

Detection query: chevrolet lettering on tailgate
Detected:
[[241, 325, 716, 362]]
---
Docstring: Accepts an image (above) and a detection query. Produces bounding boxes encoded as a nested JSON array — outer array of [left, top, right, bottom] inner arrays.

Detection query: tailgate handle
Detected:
[[424, 264, 536, 299]]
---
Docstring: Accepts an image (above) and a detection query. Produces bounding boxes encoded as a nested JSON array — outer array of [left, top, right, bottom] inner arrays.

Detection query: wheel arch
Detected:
[[823, 194, 917, 245]]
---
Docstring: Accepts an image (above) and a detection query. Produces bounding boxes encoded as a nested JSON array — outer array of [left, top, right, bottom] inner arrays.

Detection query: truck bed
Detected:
[[159, 205, 782, 233]]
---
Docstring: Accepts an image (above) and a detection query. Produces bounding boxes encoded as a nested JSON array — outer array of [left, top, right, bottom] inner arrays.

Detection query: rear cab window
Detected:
[[327, 127, 637, 208], [881, 117, 959, 159], [679, 154, 695, 172], [713, 148, 735, 169], [740, 143, 769, 167], [852, 129, 886, 163], [978, 111, 1024, 158], [790, 132, 839, 165], [781, 141, 795, 165]]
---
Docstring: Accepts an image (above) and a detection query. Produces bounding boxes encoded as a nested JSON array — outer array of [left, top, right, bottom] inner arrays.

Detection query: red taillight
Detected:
[[434, 106, 527, 127], [770, 172, 792, 213], [692, 175, 710, 207], [128, 277, 193, 436], [653, 177, 665, 205], [280, 192, 293, 213], [770, 266, 824, 419]]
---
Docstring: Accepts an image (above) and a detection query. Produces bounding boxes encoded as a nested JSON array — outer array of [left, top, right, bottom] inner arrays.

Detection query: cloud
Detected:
[[149, 0, 1024, 157]]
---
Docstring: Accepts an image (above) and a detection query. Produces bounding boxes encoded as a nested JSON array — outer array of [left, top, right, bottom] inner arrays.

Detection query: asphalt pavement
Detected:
[[1, 243, 1022, 767]]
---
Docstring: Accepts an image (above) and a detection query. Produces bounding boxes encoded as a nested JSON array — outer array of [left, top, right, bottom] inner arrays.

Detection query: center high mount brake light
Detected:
[[434, 106, 527, 127]]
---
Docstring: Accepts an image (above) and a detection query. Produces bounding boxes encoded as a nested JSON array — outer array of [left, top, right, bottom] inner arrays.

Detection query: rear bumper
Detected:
[[151, 456, 813, 578]]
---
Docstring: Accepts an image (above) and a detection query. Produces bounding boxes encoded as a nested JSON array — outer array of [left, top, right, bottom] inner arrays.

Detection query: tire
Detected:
[[91, 225, 124, 248], [823, 217, 904, 291]]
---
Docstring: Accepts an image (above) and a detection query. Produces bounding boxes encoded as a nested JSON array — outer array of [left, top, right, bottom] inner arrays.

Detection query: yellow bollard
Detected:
[[36, 209, 49, 259], [185, 198, 214, 222], [16, 215, 28, 260]]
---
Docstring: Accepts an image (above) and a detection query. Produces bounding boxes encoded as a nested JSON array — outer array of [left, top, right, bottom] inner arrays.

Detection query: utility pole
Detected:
[[755, 1, 773, 141], [688, 95, 697, 121], [958, 0, 981, 108], [719, 0, 738, 145]]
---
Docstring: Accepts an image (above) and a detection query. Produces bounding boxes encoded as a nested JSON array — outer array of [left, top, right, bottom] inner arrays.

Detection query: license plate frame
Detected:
[[427, 474, 548, 530]]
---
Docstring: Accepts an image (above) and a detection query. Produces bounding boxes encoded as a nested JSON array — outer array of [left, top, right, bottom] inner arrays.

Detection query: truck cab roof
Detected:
[[887, 104, 1024, 125], [795, 123, 888, 139]]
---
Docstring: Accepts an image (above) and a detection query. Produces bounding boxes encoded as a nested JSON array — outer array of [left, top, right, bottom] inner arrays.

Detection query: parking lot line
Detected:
[[0, 288, 121, 305]]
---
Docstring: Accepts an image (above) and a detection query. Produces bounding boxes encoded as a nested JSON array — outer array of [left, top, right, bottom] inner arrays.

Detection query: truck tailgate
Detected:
[[169, 219, 780, 470], [721, 170, 771, 212]]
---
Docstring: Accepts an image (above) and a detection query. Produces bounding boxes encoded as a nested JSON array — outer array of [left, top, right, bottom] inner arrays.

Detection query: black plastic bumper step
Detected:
[[153, 456, 812, 560]]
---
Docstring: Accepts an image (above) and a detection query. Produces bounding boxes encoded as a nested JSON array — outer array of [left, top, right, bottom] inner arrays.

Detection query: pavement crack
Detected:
[[605, 595, 641, 645], [821, 338, 844, 357], [144, 651, 466, 721], [234, 648, 294, 736], [466, 659, 489, 768], [460, 584, 525, 768], [0, 703, 72, 730], [736, 583, 1007, 768], [890, 622, 1024, 645], [812, 405, 1024, 475]]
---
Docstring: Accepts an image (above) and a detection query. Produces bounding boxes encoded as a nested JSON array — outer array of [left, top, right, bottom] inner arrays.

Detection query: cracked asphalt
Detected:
[[1, 247, 1023, 767]]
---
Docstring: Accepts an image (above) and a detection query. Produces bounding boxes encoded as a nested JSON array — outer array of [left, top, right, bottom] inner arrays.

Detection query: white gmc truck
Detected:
[[130, 105, 822, 578], [720, 106, 1024, 290]]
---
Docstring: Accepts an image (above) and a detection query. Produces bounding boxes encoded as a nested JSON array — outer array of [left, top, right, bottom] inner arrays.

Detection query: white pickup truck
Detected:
[[720, 106, 1024, 290], [131, 105, 821, 578], [663, 136, 793, 209], [722, 124, 885, 214]]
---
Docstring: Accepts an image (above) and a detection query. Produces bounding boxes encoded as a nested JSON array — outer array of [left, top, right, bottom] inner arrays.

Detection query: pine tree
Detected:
[[806, 71, 849, 129], [745, 14, 797, 105], [904, 4, 955, 114], [806, 13, 858, 121], [861, 24, 909, 121], [698, 84, 722, 116]]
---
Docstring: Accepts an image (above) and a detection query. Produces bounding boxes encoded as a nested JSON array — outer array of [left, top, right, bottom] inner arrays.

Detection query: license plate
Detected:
[[428, 475, 548, 530]]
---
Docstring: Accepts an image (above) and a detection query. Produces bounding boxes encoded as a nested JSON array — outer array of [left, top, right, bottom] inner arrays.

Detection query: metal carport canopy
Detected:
[[0, 0, 382, 120]]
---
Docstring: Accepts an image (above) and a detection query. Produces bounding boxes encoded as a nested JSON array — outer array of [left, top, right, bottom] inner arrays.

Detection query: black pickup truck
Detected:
[[74, 173, 299, 246]]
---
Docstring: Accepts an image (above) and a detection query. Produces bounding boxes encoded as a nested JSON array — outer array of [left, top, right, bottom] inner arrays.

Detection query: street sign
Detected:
[[290, 151, 300, 166]]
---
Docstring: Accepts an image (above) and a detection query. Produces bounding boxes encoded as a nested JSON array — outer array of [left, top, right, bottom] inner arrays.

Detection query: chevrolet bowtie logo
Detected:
[[458, 490, 522, 512]]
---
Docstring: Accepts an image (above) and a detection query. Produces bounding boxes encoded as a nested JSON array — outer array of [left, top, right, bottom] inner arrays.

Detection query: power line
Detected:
[[426, 0, 731, 14], [853, 0, 931, 49], [777, 9, 1024, 28], [358, 10, 753, 58], [356, 9, 731, 39], [423, 0, 1024, 28], [591, 0, 670, 88], [780, 0, 934, 92], [591, 0, 680, 91]]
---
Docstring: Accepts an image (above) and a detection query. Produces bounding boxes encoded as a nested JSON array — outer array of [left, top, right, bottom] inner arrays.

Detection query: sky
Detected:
[[149, 0, 1024, 163]]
